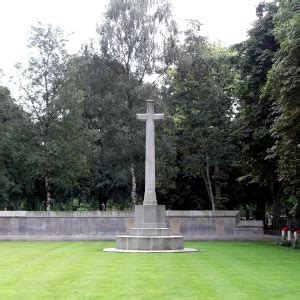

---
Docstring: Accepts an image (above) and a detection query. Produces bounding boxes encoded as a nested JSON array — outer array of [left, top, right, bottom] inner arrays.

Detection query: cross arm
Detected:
[[136, 114, 148, 120], [153, 114, 164, 120], [136, 113, 164, 120]]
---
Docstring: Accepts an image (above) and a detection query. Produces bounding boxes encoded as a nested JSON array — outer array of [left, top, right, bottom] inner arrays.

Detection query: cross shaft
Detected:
[[137, 100, 164, 205]]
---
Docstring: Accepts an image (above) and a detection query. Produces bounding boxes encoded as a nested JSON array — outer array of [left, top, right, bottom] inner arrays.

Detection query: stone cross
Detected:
[[137, 100, 164, 205]]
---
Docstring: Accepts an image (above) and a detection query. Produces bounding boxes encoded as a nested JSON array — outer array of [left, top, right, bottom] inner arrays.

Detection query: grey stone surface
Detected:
[[135, 205, 167, 227], [0, 211, 134, 218], [137, 100, 164, 205], [166, 210, 240, 218], [129, 228, 171, 236], [237, 220, 264, 227], [126, 218, 135, 234], [108, 218, 118, 235], [19, 218, 28, 234], [0, 210, 264, 241], [103, 248, 198, 253], [116, 204, 185, 251], [10, 218, 20, 235], [0, 234, 117, 241], [169, 218, 181, 235], [116, 235, 184, 251]]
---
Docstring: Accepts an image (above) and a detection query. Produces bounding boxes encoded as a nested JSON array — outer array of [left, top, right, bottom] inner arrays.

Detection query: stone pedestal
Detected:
[[116, 205, 185, 251]]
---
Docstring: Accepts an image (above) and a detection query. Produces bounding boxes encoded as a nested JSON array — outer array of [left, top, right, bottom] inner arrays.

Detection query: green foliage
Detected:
[[0, 0, 298, 215], [0, 86, 18, 201], [165, 22, 237, 209], [74, 52, 144, 207], [0, 86, 34, 209], [264, 0, 300, 199], [98, 0, 178, 81], [232, 2, 279, 185], [91, 0, 179, 206], [231, 2, 281, 225], [15, 23, 91, 210]]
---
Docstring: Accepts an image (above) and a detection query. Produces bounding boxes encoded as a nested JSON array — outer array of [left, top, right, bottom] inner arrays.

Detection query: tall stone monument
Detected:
[[136, 99, 163, 206], [104, 100, 196, 252]]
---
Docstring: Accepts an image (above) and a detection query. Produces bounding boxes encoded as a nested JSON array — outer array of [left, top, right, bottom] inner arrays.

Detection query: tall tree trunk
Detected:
[[45, 176, 51, 211], [202, 152, 215, 211], [97, 190, 101, 210], [255, 196, 266, 224], [270, 176, 281, 229], [214, 164, 221, 209], [130, 163, 137, 205], [242, 203, 250, 220]]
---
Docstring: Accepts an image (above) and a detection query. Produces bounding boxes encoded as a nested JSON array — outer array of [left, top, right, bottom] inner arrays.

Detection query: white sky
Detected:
[[0, 0, 262, 93]]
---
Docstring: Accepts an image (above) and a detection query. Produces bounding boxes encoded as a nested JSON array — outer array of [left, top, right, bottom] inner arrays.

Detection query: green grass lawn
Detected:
[[0, 241, 299, 299]]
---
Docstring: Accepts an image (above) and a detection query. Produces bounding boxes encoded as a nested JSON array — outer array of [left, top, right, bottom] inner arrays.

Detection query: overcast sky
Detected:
[[0, 0, 262, 92]]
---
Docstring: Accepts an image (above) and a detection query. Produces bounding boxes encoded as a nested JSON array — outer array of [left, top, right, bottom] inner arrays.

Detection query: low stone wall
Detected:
[[0, 210, 263, 241], [166, 211, 263, 240]]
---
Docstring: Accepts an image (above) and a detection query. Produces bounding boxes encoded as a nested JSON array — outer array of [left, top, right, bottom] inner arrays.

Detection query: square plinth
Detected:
[[134, 205, 166, 228]]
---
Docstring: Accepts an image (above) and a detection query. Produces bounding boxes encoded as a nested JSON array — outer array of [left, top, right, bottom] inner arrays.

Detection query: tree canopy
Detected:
[[0, 0, 299, 229]]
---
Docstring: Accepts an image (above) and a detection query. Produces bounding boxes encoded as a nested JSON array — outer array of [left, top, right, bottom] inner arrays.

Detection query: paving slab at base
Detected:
[[103, 247, 199, 253]]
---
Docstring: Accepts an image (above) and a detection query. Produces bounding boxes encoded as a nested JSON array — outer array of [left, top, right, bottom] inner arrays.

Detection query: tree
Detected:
[[74, 51, 143, 208], [18, 23, 90, 210], [98, 0, 177, 83], [264, 0, 300, 206], [97, 0, 178, 203], [0, 86, 33, 209], [165, 21, 235, 210], [232, 2, 280, 225]]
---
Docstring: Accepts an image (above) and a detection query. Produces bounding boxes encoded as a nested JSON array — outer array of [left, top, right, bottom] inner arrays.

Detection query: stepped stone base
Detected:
[[117, 235, 184, 251], [129, 228, 171, 236], [109, 205, 190, 252], [103, 248, 198, 253]]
